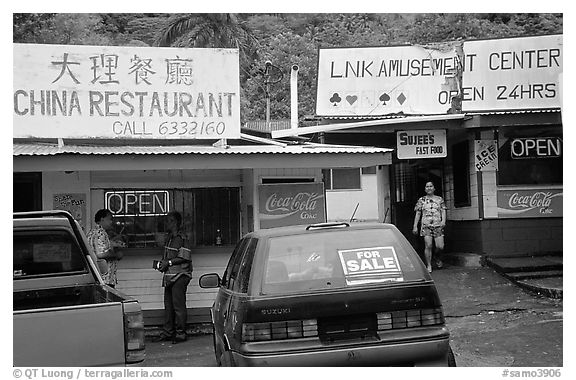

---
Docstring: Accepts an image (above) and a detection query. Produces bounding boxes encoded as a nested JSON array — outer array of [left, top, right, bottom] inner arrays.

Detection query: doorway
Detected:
[[13, 173, 42, 212], [391, 160, 444, 256]]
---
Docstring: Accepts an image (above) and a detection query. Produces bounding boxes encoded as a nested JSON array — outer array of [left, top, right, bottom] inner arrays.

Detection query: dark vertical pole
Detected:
[[475, 131, 484, 220]]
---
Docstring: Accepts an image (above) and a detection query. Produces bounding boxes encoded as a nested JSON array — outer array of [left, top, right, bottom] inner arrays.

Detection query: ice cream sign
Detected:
[[338, 246, 403, 285]]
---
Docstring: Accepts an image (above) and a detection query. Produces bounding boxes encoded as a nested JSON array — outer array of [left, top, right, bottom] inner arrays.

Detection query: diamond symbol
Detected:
[[397, 93, 406, 105]]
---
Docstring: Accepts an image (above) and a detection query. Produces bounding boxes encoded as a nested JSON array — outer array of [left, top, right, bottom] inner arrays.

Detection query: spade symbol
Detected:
[[330, 93, 342, 106], [379, 93, 391, 105]]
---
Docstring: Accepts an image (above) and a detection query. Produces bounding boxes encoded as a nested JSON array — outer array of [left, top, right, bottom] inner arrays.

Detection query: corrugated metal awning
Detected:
[[464, 109, 561, 116], [13, 142, 391, 156], [13, 141, 393, 172]]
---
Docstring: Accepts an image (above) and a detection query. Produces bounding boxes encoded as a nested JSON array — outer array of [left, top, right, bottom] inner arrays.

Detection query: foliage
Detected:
[[13, 13, 563, 123]]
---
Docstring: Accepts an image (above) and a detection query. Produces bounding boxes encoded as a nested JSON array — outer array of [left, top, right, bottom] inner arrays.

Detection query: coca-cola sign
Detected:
[[497, 189, 562, 218], [258, 183, 326, 229]]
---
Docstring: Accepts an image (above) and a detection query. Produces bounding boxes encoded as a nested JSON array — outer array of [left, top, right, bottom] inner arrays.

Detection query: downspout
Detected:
[[290, 64, 299, 130]]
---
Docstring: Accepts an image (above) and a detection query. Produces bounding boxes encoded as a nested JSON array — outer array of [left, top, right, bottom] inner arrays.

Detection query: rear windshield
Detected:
[[262, 228, 427, 294], [14, 230, 87, 278]]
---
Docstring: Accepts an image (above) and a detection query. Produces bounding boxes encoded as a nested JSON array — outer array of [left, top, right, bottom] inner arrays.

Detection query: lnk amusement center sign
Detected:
[[315, 34, 562, 117], [13, 44, 241, 139]]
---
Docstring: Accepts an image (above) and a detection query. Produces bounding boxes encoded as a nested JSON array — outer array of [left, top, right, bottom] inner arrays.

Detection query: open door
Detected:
[[391, 160, 444, 259]]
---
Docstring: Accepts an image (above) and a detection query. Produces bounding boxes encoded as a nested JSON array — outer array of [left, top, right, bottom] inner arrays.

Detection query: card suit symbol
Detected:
[[379, 93, 391, 105], [330, 93, 342, 106], [346, 95, 358, 105], [397, 93, 407, 105]]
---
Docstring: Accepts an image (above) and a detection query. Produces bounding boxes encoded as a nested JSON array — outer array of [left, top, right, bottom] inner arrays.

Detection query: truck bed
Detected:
[[13, 284, 125, 311]]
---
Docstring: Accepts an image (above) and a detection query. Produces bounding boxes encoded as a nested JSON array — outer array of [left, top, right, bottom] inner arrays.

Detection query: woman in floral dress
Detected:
[[412, 182, 447, 273]]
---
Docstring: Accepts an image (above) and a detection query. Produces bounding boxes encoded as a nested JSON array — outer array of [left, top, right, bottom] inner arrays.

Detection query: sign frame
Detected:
[[13, 43, 241, 140], [396, 129, 447, 160]]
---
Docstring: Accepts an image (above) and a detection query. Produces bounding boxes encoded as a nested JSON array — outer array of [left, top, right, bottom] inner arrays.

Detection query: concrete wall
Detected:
[[325, 172, 380, 222], [448, 218, 563, 255]]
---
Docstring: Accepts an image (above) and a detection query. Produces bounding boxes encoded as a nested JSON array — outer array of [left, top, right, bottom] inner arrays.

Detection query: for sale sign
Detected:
[[338, 246, 403, 286]]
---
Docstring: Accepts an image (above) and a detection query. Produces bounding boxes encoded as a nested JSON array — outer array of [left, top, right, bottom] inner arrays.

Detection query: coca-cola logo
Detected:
[[508, 191, 554, 209], [265, 192, 323, 217]]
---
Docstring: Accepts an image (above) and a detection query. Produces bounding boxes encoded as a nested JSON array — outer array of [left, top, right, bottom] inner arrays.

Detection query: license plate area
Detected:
[[318, 313, 377, 342]]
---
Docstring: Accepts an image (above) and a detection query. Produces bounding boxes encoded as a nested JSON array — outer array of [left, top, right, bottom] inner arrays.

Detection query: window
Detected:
[[223, 238, 249, 289], [361, 166, 377, 175], [262, 228, 426, 295], [497, 127, 562, 186], [235, 238, 258, 293], [14, 230, 87, 278], [106, 187, 240, 248], [322, 168, 361, 190], [452, 140, 471, 207]]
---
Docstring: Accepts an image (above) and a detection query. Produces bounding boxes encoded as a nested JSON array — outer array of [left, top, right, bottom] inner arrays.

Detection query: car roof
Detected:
[[13, 211, 78, 229], [245, 222, 398, 239]]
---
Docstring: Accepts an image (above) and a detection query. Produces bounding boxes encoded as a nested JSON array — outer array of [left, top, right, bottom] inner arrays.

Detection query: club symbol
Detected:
[[379, 93, 391, 105], [330, 93, 342, 106]]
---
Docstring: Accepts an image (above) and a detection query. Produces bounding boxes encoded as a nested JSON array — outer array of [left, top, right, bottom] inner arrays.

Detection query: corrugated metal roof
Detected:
[[464, 109, 561, 115], [13, 142, 392, 157], [322, 109, 560, 119]]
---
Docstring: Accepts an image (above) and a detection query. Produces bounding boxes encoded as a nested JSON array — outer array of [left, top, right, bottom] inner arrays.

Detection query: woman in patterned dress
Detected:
[[87, 209, 124, 288], [412, 182, 447, 273]]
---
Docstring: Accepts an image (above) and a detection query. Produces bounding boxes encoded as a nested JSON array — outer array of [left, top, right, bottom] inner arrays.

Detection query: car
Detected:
[[199, 222, 455, 367]]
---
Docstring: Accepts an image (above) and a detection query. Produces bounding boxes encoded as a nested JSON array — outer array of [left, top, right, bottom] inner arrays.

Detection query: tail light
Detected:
[[242, 319, 318, 342], [377, 307, 445, 331], [124, 309, 146, 363]]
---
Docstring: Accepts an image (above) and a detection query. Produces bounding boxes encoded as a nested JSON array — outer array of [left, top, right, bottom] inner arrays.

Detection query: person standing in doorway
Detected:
[[412, 181, 447, 273], [155, 211, 193, 343], [87, 209, 124, 288]]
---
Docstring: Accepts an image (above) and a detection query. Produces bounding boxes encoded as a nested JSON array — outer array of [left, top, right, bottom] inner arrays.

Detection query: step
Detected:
[[505, 270, 564, 280], [486, 256, 563, 273]]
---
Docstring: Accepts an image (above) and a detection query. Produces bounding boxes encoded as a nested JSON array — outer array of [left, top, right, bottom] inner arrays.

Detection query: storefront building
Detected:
[[13, 43, 391, 324], [273, 34, 563, 257]]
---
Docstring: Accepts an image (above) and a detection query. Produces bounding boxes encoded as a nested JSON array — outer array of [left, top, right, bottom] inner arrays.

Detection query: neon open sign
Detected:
[[105, 190, 169, 217]]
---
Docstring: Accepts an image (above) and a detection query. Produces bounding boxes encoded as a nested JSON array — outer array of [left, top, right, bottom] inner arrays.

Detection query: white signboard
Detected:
[[13, 44, 241, 139], [474, 140, 498, 171], [396, 130, 447, 159], [462, 35, 562, 111], [316, 46, 460, 116]]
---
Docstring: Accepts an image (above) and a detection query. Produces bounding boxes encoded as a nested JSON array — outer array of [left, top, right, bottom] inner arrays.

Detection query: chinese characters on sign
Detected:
[[14, 44, 240, 139]]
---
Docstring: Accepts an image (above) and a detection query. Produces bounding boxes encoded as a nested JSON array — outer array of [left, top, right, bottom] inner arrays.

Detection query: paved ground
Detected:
[[139, 265, 563, 367], [433, 266, 562, 367]]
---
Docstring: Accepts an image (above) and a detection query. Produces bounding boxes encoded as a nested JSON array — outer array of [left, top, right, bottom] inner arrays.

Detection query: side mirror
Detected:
[[199, 273, 221, 289]]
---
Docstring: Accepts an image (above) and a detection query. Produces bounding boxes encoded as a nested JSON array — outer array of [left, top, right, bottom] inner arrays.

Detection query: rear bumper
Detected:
[[230, 336, 451, 367]]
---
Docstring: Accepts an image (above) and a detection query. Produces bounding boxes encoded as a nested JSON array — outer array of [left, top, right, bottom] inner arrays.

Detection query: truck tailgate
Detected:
[[14, 302, 126, 367]]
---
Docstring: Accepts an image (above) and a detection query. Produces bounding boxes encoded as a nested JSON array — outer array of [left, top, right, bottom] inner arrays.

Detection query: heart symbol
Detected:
[[330, 93, 342, 106], [346, 95, 358, 105], [379, 93, 391, 105]]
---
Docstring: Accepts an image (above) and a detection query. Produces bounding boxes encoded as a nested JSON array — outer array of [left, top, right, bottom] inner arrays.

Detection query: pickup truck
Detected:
[[13, 210, 145, 367]]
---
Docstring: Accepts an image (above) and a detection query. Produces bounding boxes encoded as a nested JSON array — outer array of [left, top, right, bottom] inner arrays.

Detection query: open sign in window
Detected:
[[105, 190, 169, 217]]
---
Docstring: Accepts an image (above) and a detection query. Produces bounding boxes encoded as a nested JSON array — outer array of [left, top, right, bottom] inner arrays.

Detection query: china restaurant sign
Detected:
[[258, 183, 326, 229], [13, 44, 241, 139]]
